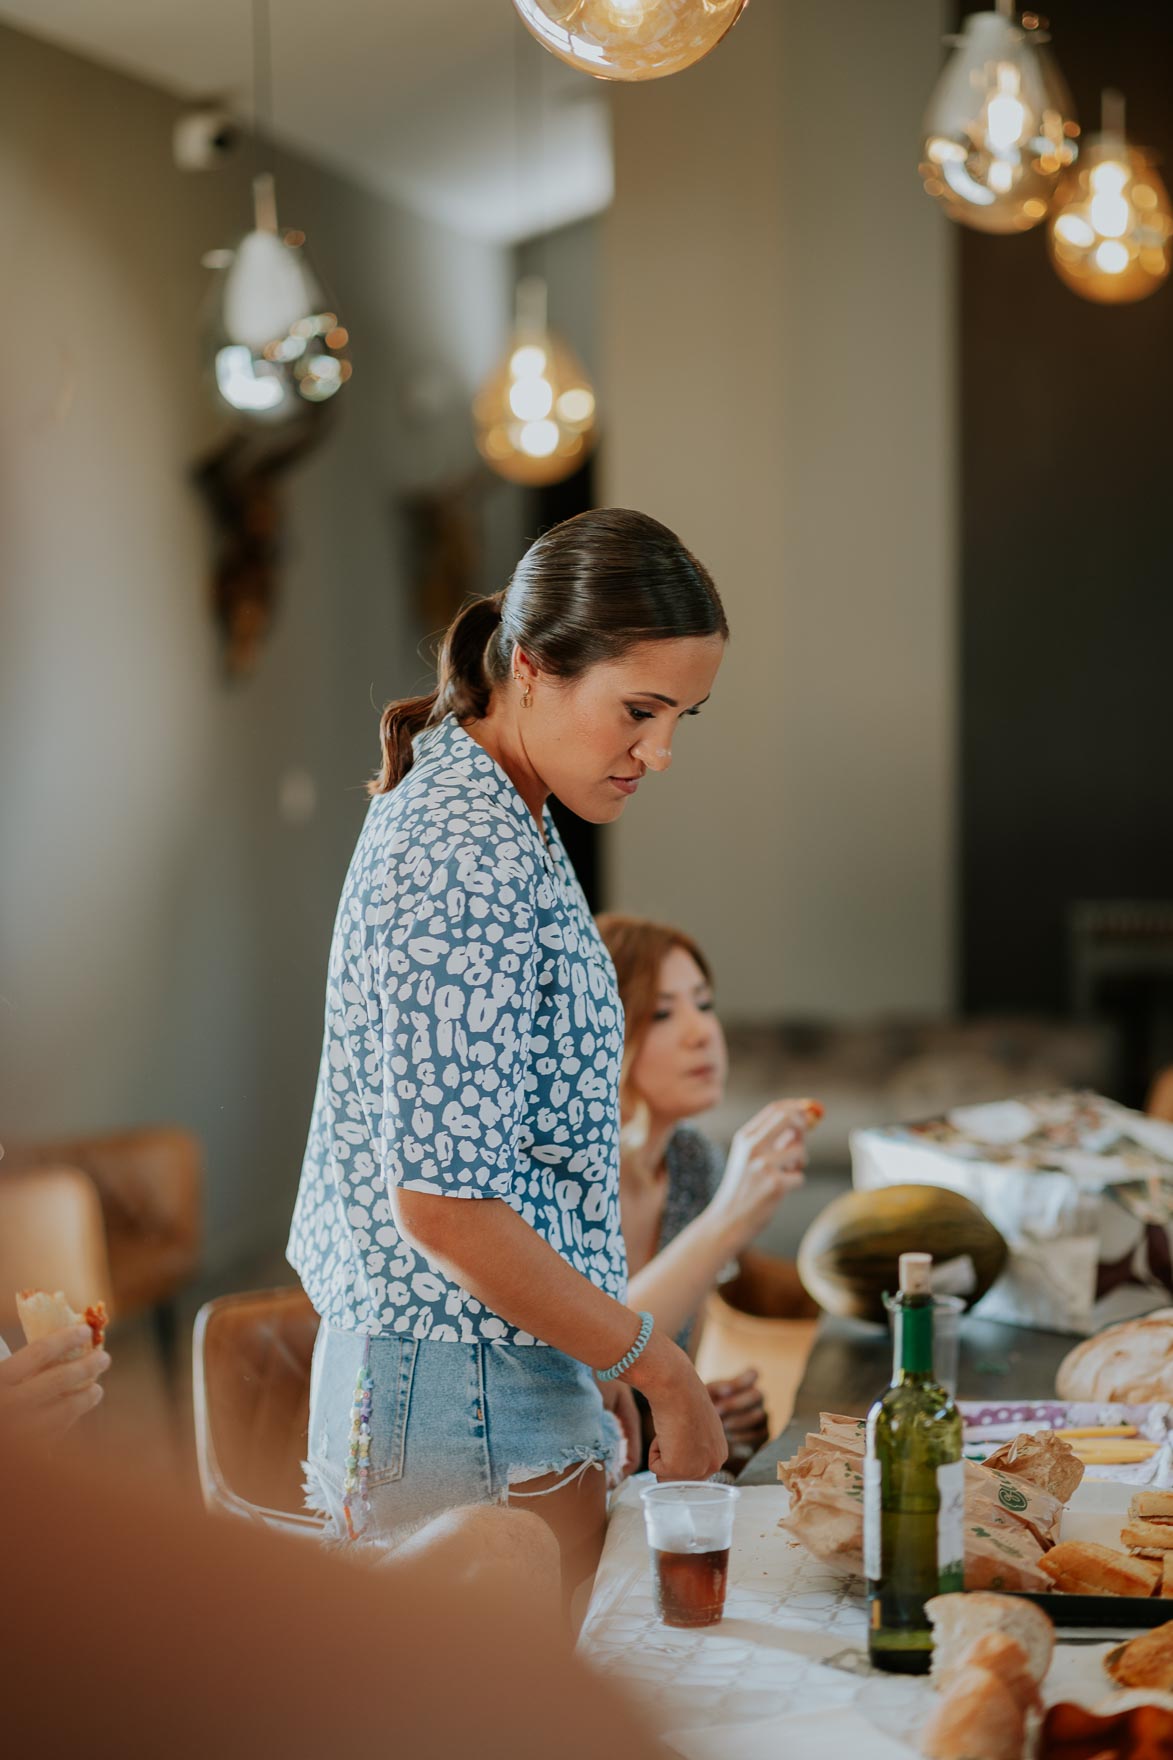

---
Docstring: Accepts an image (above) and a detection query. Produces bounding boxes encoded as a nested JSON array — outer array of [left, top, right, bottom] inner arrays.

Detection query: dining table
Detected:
[[740, 1311, 1078, 1484], [579, 1313, 1100, 1760]]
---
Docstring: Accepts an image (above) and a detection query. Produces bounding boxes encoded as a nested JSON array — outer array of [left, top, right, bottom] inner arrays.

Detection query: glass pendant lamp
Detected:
[[473, 277, 597, 486], [203, 175, 352, 423], [1048, 90, 1173, 304], [512, 0, 750, 81], [919, 1, 1078, 234]]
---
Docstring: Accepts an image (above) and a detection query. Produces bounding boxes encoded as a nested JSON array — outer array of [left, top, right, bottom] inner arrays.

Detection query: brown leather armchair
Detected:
[[1, 1125, 202, 1371], [192, 1284, 326, 1536]]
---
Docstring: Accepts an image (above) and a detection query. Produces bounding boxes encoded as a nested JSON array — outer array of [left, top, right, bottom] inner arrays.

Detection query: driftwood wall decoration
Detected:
[[193, 413, 328, 678]]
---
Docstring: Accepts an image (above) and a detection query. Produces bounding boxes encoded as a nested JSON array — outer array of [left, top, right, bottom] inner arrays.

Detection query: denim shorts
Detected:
[[304, 1321, 623, 1547]]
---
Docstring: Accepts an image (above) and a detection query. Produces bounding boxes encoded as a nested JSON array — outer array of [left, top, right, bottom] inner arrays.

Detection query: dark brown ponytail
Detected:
[[369, 593, 506, 795], [369, 508, 727, 795]]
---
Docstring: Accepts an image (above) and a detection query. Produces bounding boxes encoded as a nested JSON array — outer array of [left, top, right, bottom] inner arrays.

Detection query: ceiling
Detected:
[[0, 0, 613, 242]]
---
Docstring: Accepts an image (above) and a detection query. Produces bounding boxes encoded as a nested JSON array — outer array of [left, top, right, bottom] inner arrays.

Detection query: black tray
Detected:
[[1008, 1590, 1173, 1630]]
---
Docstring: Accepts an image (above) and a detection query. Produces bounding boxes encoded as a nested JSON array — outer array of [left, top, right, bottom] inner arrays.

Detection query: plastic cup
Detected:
[[884, 1291, 964, 1395], [640, 1481, 739, 1628]]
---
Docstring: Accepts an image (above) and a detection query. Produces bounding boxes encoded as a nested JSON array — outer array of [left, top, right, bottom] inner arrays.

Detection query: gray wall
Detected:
[[0, 25, 514, 1265], [602, 0, 957, 1021]]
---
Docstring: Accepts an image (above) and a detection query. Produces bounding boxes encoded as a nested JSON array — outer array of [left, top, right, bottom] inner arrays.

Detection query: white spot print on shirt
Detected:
[[287, 716, 628, 1344]]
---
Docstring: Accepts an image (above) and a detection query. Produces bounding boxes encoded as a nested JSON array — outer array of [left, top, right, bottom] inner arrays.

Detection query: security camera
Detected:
[[173, 105, 241, 172]]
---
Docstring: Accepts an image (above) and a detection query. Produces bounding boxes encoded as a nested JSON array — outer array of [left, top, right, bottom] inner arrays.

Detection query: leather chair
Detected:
[[0, 1166, 113, 1335], [1, 1126, 202, 1372], [192, 1284, 327, 1536]]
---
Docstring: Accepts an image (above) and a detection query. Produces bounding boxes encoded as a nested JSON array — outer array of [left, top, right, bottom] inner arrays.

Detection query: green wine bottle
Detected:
[[865, 1251, 964, 1674]]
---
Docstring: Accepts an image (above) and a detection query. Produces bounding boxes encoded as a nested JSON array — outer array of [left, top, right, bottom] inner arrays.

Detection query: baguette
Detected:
[[921, 1665, 1025, 1760], [927, 1592, 1053, 1686], [1038, 1541, 1160, 1598], [1163, 1557, 1173, 1600]]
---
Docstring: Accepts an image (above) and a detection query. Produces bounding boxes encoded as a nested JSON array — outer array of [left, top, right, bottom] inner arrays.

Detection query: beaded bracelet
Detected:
[[597, 1310, 654, 1383]]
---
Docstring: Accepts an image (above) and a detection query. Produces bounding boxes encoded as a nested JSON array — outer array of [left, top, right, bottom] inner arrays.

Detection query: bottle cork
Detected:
[[899, 1252, 933, 1296]]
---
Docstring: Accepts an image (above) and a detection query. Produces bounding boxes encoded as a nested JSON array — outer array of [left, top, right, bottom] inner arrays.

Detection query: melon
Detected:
[[797, 1184, 1007, 1324]]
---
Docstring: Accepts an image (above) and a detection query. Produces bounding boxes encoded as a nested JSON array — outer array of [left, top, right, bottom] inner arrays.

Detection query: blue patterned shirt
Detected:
[[287, 715, 627, 1343]]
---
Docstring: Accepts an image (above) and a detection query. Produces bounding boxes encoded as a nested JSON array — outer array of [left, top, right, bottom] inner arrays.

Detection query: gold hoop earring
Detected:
[[513, 674, 532, 709]]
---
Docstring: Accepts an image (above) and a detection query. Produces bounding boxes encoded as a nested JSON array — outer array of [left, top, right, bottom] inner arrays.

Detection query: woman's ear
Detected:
[[511, 644, 540, 689]]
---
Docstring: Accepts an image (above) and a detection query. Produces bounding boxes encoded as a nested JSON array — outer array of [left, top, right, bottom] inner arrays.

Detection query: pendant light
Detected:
[[473, 277, 597, 485], [474, 30, 598, 487], [919, 2, 1078, 235], [202, 0, 351, 423], [1048, 90, 1172, 305], [513, 0, 750, 83]]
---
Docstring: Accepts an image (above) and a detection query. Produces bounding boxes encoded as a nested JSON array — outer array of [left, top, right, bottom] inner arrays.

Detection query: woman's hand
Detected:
[[627, 1332, 727, 1482], [707, 1099, 816, 1253], [708, 1368, 769, 1464], [0, 1328, 111, 1445]]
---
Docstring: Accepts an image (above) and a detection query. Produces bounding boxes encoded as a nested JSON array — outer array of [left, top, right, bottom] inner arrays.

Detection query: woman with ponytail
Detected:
[[288, 508, 730, 1615]]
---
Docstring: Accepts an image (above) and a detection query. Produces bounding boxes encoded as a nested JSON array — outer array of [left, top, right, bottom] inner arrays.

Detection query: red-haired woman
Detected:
[[596, 914, 820, 1468]]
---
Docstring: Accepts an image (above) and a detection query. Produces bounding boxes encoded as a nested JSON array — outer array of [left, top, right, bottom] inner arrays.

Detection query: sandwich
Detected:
[[1130, 1491, 1173, 1523], [1121, 1519, 1173, 1557], [16, 1289, 108, 1358], [1038, 1541, 1160, 1598]]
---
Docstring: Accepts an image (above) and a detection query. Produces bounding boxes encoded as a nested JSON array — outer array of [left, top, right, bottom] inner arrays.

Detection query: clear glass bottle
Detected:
[[865, 1252, 964, 1674]]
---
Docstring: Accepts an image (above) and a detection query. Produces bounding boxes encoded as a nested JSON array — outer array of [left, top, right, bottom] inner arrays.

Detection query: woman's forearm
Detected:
[[392, 1188, 674, 1389], [626, 1207, 741, 1342]]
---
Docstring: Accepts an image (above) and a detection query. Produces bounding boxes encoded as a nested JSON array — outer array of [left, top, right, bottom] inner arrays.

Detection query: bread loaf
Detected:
[[1056, 1308, 1173, 1404]]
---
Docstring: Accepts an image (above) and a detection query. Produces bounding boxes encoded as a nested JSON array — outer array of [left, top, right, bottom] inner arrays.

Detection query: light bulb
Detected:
[[512, 0, 750, 82], [202, 176, 353, 424], [473, 278, 598, 486], [919, 10, 1078, 234], [1048, 130, 1173, 305]]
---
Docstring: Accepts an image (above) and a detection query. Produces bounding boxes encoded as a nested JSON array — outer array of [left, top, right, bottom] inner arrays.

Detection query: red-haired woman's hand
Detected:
[[708, 1370, 769, 1463], [0, 1327, 111, 1445], [707, 1098, 820, 1251]]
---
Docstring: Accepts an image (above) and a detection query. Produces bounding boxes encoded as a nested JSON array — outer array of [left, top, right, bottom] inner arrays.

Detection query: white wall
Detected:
[[602, 0, 957, 1020], [0, 25, 515, 1262]]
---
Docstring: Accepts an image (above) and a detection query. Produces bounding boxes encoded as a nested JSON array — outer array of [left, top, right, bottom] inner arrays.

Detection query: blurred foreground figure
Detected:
[[0, 1435, 660, 1760]]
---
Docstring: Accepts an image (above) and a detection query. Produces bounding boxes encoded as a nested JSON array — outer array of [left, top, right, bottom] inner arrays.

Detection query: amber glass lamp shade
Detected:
[[1048, 123, 1172, 305], [203, 176, 352, 425], [512, 0, 750, 82], [474, 279, 597, 487], [919, 9, 1078, 235]]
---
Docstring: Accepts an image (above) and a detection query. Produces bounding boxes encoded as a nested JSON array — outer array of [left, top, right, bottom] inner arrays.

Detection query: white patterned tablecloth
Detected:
[[580, 1481, 1116, 1758]]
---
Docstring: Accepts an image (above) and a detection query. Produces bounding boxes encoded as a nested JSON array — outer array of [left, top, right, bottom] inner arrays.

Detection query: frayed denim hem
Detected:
[[506, 1408, 625, 1497]]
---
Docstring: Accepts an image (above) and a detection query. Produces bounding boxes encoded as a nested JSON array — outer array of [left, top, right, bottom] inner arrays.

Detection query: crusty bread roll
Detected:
[[1056, 1308, 1173, 1403], [1106, 1620, 1173, 1691], [927, 1592, 1054, 1687], [16, 1289, 107, 1357], [921, 1665, 1025, 1760]]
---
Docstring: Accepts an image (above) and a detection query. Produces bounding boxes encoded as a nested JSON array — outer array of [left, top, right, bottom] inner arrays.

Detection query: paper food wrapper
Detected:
[[779, 1413, 1073, 1592]]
